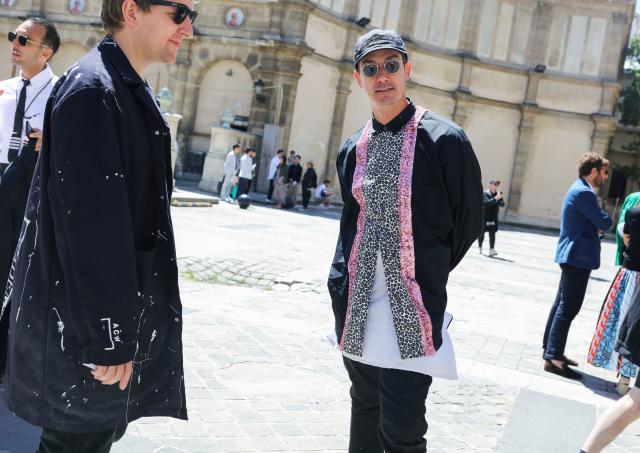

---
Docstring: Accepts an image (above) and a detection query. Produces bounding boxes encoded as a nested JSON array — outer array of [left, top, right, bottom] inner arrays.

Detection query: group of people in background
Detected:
[[476, 152, 640, 453], [220, 144, 257, 203], [266, 148, 332, 210]]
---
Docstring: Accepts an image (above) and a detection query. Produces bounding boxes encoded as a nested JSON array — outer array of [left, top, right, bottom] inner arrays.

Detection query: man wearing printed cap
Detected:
[[327, 29, 482, 452]]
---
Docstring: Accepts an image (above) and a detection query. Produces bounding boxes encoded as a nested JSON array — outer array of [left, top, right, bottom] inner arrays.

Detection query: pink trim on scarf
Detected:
[[398, 107, 436, 356], [340, 120, 373, 351]]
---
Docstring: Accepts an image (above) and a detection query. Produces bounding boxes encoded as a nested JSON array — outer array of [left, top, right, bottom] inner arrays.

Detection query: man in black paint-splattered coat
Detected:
[[0, 0, 197, 450]]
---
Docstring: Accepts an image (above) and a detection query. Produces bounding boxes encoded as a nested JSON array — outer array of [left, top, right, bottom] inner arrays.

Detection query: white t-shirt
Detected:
[[239, 153, 253, 179], [315, 184, 327, 198], [0, 65, 57, 164], [342, 252, 458, 379], [268, 156, 280, 180]]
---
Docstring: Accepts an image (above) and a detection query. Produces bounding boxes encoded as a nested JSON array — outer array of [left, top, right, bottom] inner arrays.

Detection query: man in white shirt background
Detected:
[[0, 17, 59, 174], [220, 143, 241, 203], [0, 16, 59, 383], [237, 147, 257, 197], [266, 148, 284, 203]]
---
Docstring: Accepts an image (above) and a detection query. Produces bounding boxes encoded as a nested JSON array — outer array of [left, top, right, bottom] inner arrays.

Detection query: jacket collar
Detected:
[[98, 35, 144, 86], [98, 35, 166, 125], [371, 98, 416, 134]]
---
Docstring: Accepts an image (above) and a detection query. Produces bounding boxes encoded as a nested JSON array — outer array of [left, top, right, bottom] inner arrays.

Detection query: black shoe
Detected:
[[563, 355, 579, 367], [543, 360, 582, 380]]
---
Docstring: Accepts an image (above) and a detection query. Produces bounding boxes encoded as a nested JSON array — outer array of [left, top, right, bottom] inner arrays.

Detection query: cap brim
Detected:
[[355, 45, 407, 67]]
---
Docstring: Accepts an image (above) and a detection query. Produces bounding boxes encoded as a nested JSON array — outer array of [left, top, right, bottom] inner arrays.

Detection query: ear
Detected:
[[121, 0, 140, 27], [404, 60, 412, 81], [354, 68, 363, 88], [41, 47, 53, 63]]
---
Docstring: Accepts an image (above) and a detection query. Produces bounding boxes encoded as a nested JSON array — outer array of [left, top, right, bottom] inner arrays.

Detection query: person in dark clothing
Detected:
[[580, 206, 640, 453], [0, 1, 196, 451], [287, 155, 303, 207], [0, 17, 60, 382], [301, 161, 318, 210], [328, 29, 482, 453], [478, 179, 505, 257], [543, 152, 611, 381]]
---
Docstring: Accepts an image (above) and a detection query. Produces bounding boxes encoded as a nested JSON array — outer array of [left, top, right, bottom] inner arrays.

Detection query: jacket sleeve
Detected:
[[575, 190, 613, 231], [439, 132, 483, 270], [48, 88, 140, 366]]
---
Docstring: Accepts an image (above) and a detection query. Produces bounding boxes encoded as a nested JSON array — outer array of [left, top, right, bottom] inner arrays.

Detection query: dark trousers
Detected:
[[268, 179, 275, 199], [238, 177, 251, 196], [478, 230, 496, 249], [0, 302, 8, 376], [38, 425, 127, 453], [343, 357, 433, 453], [302, 186, 312, 208], [543, 263, 591, 360]]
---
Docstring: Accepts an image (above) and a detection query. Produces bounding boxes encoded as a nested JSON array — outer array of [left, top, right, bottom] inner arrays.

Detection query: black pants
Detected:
[[38, 425, 127, 453], [543, 263, 591, 360], [268, 179, 275, 199], [478, 230, 496, 248], [343, 357, 433, 453], [0, 302, 8, 376], [302, 185, 312, 208], [237, 177, 251, 196]]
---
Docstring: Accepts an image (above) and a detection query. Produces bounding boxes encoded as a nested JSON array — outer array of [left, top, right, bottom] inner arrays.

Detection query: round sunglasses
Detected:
[[360, 59, 404, 78], [148, 0, 198, 25], [8, 31, 50, 49]]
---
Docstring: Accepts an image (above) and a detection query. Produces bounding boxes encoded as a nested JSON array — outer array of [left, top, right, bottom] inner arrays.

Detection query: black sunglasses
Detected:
[[360, 59, 404, 78], [148, 0, 198, 25], [8, 31, 49, 49]]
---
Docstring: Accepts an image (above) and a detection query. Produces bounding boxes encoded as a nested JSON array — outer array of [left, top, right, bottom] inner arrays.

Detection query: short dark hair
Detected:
[[101, 0, 152, 33], [323, 179, 330, 184], [295, 155, 301, 159], [577, 152, 608, 178], [276, 149, 284, 154], [27, 17, 60, 56], [232, 144, 241, 150]]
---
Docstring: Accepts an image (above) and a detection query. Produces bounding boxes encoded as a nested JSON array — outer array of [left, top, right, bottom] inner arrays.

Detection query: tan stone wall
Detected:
[[0, 0, 633, 226], [288, 57, 339, 179], [518, 114, 595, 226]]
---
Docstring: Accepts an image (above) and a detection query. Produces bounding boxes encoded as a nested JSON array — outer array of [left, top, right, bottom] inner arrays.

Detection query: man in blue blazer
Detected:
[[543, 152, 612, 379]]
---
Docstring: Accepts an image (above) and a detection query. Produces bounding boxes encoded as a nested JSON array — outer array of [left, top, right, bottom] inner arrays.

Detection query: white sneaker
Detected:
[[489, 249, 498, 257], [265, 198, 272, 203]]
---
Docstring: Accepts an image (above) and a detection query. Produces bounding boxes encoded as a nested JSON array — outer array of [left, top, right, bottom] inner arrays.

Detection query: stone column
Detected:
[[164, 113, 183, 176], [592, 114, 619, 157], [505, 105, 538, 217], [528, 2, 553, 66], [453, 91, 471, 128], [323, 63, 354, 182], [457, 0, 483, 56]]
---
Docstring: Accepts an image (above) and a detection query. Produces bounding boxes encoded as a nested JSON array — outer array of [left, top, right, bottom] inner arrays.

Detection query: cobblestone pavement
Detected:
[[2, 199, 640, 452]]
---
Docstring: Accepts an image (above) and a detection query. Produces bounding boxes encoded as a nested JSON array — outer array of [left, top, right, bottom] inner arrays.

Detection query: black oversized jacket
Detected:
[[328, 105, 482, 351], [2, 36, 187, 432]]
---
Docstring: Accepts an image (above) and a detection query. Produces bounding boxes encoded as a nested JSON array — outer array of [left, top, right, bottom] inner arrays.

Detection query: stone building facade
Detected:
[[0, 0, 635, 227]]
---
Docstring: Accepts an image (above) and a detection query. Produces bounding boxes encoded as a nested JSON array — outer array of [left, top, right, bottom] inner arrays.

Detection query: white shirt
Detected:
[[342, 252, 458, 379], [0, 65, 57, 164], [315, 184, 327, 198], [268, 155, 280, 180], [223, 150, 237, 176], [239, 153, 253, 179]]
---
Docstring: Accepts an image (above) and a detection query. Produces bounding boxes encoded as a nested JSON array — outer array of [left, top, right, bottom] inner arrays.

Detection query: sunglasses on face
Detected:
[[8, 31, 49, 48], [148, 0, 198, 24], [360, 59, 404, 78]]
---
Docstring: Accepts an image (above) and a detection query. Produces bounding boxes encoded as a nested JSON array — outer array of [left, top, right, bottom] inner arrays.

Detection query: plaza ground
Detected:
[[2, 191, 639, 452]]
